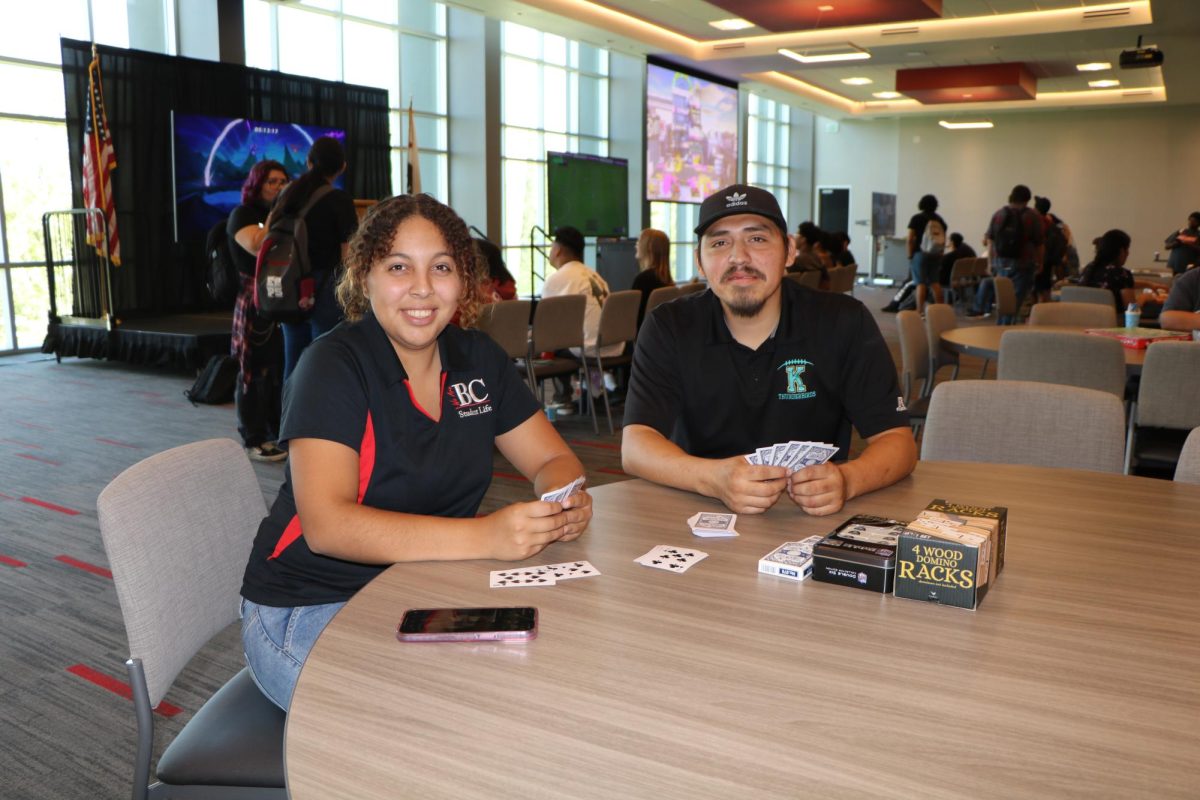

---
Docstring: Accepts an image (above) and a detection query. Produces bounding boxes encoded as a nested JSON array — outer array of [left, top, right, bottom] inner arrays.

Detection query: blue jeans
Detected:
[[992, 258, 1034, 315], [240, 597, 346, 711], [281, 272, 343, 381], [910, 251, 939, 287]]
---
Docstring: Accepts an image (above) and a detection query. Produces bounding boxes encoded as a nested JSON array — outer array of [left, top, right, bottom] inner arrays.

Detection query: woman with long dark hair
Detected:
[[632, 227, 673, 325], [269, 136, 358, 379], [1079, 229, 1165, 314], [228, 159, 289, 461]]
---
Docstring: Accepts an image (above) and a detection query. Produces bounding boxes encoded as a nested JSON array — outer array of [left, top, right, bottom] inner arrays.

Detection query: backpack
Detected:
[[254, 184, 334, 322], [205, 217, 238, 304], [184, 355, 238, 405], [1043, 215, 1068, 278], [919, 215, 946, 256], [994, 207, 1024, 259]]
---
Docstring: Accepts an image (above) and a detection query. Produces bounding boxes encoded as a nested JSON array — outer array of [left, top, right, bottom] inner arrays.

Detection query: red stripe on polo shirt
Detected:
[[67, 664, 182, 717], [404, 373, 447, 423], [269, 515, 303, 560]]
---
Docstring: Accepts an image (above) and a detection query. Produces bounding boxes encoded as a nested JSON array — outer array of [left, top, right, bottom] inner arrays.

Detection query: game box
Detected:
[[758, 535, 822, 582], [811, 515, 906, 593], [1084, 327, 1191, 349], [894, 500, 1008, 610]]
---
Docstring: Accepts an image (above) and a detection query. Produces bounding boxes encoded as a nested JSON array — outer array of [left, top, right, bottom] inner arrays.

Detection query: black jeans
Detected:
[[236, 322, 284, 448]]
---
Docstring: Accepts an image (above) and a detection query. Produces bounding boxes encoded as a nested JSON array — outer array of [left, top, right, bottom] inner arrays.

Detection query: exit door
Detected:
[[817, 186, 850, 234]]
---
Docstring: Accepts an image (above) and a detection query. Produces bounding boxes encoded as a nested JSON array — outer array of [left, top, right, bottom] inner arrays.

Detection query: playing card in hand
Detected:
[[540, 476, 585, 504], [635, 545, 708, 573]]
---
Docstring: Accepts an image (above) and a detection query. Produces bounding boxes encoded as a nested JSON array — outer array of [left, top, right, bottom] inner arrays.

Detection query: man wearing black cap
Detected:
[[621, 184, 916, 516]]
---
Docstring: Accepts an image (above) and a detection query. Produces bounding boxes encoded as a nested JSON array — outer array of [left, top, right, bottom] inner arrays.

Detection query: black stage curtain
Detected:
[[60, 38, 391, 317]]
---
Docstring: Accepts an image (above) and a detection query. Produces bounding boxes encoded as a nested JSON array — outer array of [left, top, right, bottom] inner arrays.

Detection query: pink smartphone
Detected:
[[396, 607, 538, 643]]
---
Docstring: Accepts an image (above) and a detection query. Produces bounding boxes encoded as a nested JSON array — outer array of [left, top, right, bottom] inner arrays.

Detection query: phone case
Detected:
[[395, 627, 537, 643]]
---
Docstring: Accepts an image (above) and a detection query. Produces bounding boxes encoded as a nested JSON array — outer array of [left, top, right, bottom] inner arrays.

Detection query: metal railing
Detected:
[[41, 208, 115, 330]]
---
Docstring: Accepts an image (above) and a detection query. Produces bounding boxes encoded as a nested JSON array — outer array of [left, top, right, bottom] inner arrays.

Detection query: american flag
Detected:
[[82, 48, 120, 266]]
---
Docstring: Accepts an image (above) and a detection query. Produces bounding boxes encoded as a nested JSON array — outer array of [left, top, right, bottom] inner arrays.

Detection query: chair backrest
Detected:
[[949, 259, 975, 284], [829, 265, 856, 293], [1175, 427, 1200, 484], [644, 285, 681, 317], [921, 380, 1126, 473], [923, 304, 959, 372], [1029, 301, 1117, 327], [896, 310, 929, 404], [993, 276, 1017, 317], [96, 438, 268, 706], [1136, 342, 1200, 430], [529, 293, 586, 354], [997, 330, 1127, 398], [973, 257, 990, 277], [787, 270, 822, 289], [596, 289, 640, 349], [1059, 285, 1115, 306], [476, 299, 531, 359], [676, 281, 706, 296]]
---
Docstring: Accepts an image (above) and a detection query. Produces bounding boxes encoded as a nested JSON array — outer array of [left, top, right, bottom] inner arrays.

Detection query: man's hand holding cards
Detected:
[[744, 440, 840, 473]]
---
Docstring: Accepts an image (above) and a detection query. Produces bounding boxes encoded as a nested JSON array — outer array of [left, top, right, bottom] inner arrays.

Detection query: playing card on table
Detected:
[[540, 476, 585, 504], [687, 512, 739, 538], [635, 545, 708, 573], [537, 560, 601, 580], [490, 567, 558, 588]]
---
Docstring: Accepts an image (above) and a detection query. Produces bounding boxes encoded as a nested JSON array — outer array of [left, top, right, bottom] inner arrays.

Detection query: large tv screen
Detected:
[[546, 152, 629, 238], [171, 112, 346, 240], [645, 60, 738, 204]]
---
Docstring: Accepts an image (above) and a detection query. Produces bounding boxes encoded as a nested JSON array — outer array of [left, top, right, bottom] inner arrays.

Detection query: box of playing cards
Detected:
[[893, 500, 1008, 610], [811, 515, 906, 593], [758, 535, 822, 582]]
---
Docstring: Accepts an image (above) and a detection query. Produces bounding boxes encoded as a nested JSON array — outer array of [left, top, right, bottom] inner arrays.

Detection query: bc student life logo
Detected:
[[777, 358, 816, 401], [447, 378, 493, 418]]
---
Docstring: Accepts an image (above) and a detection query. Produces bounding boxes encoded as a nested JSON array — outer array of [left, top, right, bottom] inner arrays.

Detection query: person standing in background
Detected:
[[982, 184, 1044, 315], [906, 194, 947, 315], [228, 159, 289, 462]]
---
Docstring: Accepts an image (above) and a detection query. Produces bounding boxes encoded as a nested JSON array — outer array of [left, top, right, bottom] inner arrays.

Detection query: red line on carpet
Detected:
[[492, 471, 528, 482], [55, 555, 112, 579], [95, 437, 141, 449], [66, 665, 182, 717], [15, 421, 53, 431], [20, 496, 81, 515], [597, 467, 626, 476], [566, 439, 621, 451], [15, 453, 61, 466], [0, 438, 42, 449], [0, 492, 14, 500], [129, 391, 164, 399], [0, 555, 27, 568]]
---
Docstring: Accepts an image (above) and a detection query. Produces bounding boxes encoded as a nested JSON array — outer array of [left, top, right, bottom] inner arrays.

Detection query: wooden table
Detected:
[[286, 464, 1200, 799], [940, 324, 1148, 373]]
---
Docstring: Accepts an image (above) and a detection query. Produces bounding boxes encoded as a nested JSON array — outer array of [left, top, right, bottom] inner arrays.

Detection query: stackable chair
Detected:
[[476, 299, 531, 361], [997, 330, 1127, 399], [587, 289, 641, 435], [643, 285, 681, 319], [96, 438, 286, 800], [946, 258, 978, 312], [922, 380, 1126, 474], [676, 281, 706, 296], [1174, 428, 1200, 484], [993, 276, 1018, 326], [1125, 342, 1200, 475], [1029, 301, 1117, 328], [828, 265, 856, 294], [923, 304, 960, 394], [895, 310, 930, 435], [525, 294, 595, 428], [1059, 285, 1115, 306], [786, 270, 822, 290]]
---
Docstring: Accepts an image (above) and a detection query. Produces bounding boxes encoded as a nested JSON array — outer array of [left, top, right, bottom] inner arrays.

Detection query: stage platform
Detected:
[[45, 312, 232, 372]]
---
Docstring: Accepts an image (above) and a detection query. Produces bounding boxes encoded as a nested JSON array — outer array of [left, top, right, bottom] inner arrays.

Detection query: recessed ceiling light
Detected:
[[709, 17, 755, 31], [1076, 62, 1112, 72], [841, 77, 873, 86], [962, 93, 973, 98], [818, 4, 835, 10], [872, 91, 902, 99], [939, 120, 993, 130], [779, 45, 871, 64], [1089, 79, 1120, 88]]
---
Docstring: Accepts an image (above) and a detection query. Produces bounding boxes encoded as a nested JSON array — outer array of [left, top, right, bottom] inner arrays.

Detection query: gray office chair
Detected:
[[525, 294, 593, 427], [96, 438, 286, 800], [997, 330, 1127, 399], [587, 289, 641, 434], [922, 380, 1126, 473], [895, 310, 930, 434], [477, 299, 531, 360], [1029, 301, 1117, 328], [1059, 285, 1115, 306], [1125, 342, 1200, 474], [924, 304, 960, 395], [1175, 428, 1200, 484]]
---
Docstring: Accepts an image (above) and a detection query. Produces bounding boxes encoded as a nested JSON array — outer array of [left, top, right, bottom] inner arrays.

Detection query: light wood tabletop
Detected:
[[940, 324, 1148, 371], [285, 463, 1200, 800]]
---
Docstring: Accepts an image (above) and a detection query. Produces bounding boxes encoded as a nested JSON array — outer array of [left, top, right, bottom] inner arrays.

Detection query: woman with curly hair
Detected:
[[239, 193, 592, 711]]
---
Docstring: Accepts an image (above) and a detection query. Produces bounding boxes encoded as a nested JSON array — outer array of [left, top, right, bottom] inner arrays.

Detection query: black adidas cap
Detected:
[[694, 184, 788, 237]]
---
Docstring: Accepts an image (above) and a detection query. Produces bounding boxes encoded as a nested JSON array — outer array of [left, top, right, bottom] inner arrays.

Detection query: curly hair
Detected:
[[336, 194, 488, 328], [240, 159, 288, 205]]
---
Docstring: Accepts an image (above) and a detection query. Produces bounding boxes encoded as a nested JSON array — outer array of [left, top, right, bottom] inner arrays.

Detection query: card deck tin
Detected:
[[812, 515, 906, 593], [894, 500, 1008, 610]]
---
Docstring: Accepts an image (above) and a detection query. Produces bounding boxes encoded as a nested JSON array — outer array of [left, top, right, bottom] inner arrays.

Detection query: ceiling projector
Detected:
[[1119, 41, 1164, 69]]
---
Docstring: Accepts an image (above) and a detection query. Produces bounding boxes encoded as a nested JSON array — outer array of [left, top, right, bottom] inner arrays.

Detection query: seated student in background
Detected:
[[787, 221, 825, 277], [632, 227, 673, 326], [240, 194, 592, 711], [829, 231, 856, 268], [938, 232, 976, 297], [476, 238, 516, 301], [621, 184, 917, 517], [1079, 229, 1167, 316], [1164, 212, 1200, 276], [1160, 261, 1200, 333]]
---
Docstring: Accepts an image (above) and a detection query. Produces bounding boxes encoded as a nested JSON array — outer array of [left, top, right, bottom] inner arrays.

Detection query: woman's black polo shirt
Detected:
[[241, 312, 540, 607], [624, 280, 907, 460]]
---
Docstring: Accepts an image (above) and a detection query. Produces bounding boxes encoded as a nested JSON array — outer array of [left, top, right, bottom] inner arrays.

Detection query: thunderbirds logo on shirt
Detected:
[[777, 359, 816, 400], [447, 378, 493, 418]]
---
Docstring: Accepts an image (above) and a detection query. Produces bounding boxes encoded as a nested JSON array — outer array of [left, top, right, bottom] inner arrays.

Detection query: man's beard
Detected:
[[721, 267, 769, 318]]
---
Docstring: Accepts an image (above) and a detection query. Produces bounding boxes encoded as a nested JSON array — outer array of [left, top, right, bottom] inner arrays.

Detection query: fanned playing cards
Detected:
[[540, 476, 585, 504], [490, 560, 600, 588], [744, 440, 839, 473]]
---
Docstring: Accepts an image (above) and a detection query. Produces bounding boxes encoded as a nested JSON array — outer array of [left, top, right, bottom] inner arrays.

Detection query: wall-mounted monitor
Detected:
[[546, 151, 629, 238], [171, 112, 346, 240], [645, 59, 739, 204]]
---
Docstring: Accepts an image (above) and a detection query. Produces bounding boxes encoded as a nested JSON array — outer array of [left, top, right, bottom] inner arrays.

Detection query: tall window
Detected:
[[500, 22, 609, 296], [244, 0, 449, 201], [0, 0, 128, 353], [746, 92, 791, 220]]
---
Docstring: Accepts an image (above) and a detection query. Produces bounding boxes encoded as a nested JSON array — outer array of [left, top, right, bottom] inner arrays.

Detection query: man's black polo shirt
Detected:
[[242, 312, 540, 607], [624, 279, 907, 460]]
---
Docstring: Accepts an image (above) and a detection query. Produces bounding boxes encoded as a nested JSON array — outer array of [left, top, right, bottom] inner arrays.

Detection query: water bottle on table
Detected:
[[1124, 302, 1140, 330]]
